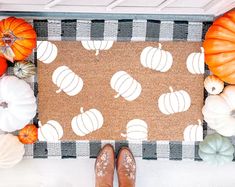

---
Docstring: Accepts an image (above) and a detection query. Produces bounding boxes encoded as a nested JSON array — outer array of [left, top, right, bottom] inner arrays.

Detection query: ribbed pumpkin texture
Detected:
[[203, 10, 235, 84], [0, 17, 36, 61], [18, 124, 38, 144]]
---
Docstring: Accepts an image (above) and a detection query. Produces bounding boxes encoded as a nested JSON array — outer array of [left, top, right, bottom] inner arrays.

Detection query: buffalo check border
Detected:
[[11, 18, 221, 160]]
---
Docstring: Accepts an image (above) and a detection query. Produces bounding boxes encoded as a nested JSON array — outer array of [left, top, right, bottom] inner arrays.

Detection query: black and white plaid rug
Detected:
[[7, 17, 223, 160]]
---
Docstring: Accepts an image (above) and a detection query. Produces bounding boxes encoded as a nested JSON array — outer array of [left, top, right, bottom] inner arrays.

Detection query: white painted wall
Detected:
[[0, 0, 234, 15]]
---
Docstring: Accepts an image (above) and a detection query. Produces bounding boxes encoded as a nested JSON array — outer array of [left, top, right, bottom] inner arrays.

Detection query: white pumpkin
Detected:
[[186, 47, 205, 74], [0, 134, 25, 168], [183, 119, 203, 141], [202, 85, 235, 136], [121, 119, 148, 141], [140, 43, 173, 72], [204, 75, 224, 95], [52, 66, 83, 96], [0, 76, 37, 132], [13, 61, 36, 79], [110, 71, 142, 101], [71, 107, 104, 136], [158, 87, 191, 115], [81, 41, 113, 56], [37, 41, 58, 64], [199, 133, 234, 165], [38, 120, 64, 141]]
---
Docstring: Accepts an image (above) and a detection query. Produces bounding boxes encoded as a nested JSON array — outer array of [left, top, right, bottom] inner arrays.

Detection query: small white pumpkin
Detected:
[[52, 66, 83, 96], [71, 107, 104, 136], [37, 41, 58, 64], [81, 41, 113, 56], [158, 87, 191, 115], [186, 47, 205, 74], [110, 71, 142, 101], [0, 134, 25, 168], [140, 43, 173, 72], [38, 120, 64, 141], [13, 61, 36, 79], [204, 75, 224, 95], [183, 119, 203, 141], [0, 76, 37, 132], [121, 119, 148, 141], [199, 133, 234, 165], [202, 85, 235, 136]]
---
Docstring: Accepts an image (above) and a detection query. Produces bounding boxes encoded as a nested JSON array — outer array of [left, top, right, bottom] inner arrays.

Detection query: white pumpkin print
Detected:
[[158, 87, 191, 115], [140, 43, 173, 72], [38, 120, 64, 141], [37, 41, 58, 64], [121, 119, 148, 141], [52, 66, 83, 96], [183, 119, 203, 141], [110, 71, 142, 101], [186, 47, 205, 74], [81, 41, 113, 56], [71, 107, 104, 136]]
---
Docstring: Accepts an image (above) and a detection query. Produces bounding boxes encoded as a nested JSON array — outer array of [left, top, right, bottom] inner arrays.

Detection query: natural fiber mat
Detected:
[[38, 41, 204, 141]]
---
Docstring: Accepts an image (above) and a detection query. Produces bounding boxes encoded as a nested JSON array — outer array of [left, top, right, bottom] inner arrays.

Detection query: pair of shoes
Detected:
[[95, 144, 136, 187]]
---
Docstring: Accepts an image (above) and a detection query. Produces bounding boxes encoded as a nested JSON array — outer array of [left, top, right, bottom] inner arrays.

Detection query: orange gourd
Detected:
[[0, 17, 36, 62], [203, 10, 235, 84], [18, 124, 38, 144]]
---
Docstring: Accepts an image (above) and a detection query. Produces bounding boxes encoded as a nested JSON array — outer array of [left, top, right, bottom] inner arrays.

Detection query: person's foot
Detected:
[[117, 147, 136, 187], [95, 144, 115, 187]]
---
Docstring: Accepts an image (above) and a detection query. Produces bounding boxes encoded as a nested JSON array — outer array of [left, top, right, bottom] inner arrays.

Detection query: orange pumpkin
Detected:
[[0, 56, 7, 76], [0, 17, 36, 62], [203, 10, 235, 84], [18, 124, 38, 144]]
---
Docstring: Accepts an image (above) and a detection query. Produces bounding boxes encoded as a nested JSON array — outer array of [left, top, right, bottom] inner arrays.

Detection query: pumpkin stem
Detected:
[[158, 43, 162, 49], [0, 102, 8, 109], [197, 119, 202, 125], [121, 133, 127, 138], [114, 93, 120, 98], [200, 47, 204, 53], [56, 89, 62, 93], [231, 110, 235, 118], [95, 50, 99, 56], [80, 107, 84, 113], [169, 86, 174, 92]]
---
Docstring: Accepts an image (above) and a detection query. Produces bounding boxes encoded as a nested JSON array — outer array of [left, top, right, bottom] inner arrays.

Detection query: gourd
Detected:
[[0, 56, 7, 77], [158, 87, 191, 115], [110, 71, 142, 101], [18, 124, 38, 144], [38, 120, 63, 141], [183, 119, 203, 141], [0, 76, 37, 132], [0, 17, 36, 62], [0, 134, 25, 168], [140, 43, 173, 72], [37, 41, 58, 64], [204, 75, 224, 95], [202, 85, 235, 136], [121, 119, 148, 141], [203, 10, 235, 84], [71, 107, 104, 136], [81, 41, 113, 56], [13, 61, 36, 79], [52, 66, 83, 96], [186, 47, 205, 74], [199, 133, 234, 165]]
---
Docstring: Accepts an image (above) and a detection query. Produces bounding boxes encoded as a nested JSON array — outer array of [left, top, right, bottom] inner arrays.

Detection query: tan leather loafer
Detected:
[[117, 147, 136, 187], [95, 144, 115, 187]]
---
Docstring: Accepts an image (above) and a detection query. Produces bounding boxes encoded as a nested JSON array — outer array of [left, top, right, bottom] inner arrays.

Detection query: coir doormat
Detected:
[[38, 41, 204, 141]]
